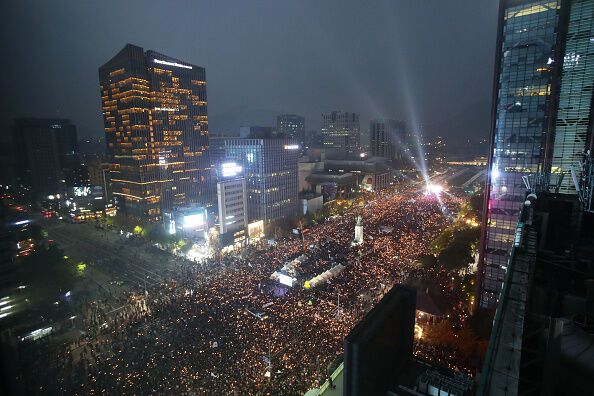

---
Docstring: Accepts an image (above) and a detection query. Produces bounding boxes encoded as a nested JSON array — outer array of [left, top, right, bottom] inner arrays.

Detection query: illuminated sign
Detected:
[[221, 162, 242, 178], [184, 213, 205, 229], [154, 107, 178, 112], [284, 144, 299, 150], [73, 187, 91, 197], [153, 59, 193, 69], [20, 327, 53, 342], [564, 52, 580, 68], [248, 220, 264, 241]]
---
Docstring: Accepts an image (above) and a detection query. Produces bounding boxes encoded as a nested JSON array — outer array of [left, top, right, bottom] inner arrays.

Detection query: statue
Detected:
[[352, 216, 364, 246]]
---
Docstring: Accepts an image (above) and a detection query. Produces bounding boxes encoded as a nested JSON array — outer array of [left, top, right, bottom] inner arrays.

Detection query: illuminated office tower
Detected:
[[321, 111, 360, 155], [216, 162, 248, 245], [215, 138, 299, 223], [98, 44, 211, 220], [478, 0, 594, 308]]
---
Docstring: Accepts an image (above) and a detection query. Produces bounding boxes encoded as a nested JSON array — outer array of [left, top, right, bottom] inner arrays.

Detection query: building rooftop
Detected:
[[479, 192, 594, 395]]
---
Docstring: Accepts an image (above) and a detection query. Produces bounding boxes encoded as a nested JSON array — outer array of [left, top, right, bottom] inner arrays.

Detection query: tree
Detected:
[[106, 213, 137, 230], [425, 320, 456, 346], [469, 190, 484, 217], [416, 254, 437, 268], [437, 227, 480, 272], [431, 228, 454, 255], [18, 245, 78, 306]]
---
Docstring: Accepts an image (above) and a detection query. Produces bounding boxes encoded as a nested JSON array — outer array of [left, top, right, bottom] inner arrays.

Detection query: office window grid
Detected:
[[551, 0, 594, 193], [481, 1, 560, 308]]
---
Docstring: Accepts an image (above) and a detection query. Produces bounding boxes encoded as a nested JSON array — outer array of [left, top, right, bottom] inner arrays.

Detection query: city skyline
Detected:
[[1, 0, 498, 141], [3, 2, 593, 395]]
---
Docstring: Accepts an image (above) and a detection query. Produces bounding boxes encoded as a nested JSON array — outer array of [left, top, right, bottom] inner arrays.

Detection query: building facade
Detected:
[[216, 163, 248, 236], [98, 44, 211, 220], [478, 0, 594, 308], [12, 118, 80, 198], [87, 156, 112, 202], [215, 138, 299, 223], [277, 114, 305, 144], [369, 119, 406, 160], [321, 111, 360, 155]]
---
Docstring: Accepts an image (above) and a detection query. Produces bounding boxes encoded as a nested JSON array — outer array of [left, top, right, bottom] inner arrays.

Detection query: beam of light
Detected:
[[425, 183, 443, 195]]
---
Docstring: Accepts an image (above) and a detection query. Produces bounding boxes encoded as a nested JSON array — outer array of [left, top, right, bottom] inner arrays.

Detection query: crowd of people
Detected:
[[18, 187, 463, 395]]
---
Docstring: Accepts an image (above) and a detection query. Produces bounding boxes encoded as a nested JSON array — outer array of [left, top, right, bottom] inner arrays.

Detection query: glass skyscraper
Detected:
[[216, 138, 299, 223], [479, 0, 594, 308], [98, 44, 211, 220], [551, 0, 594, 192]]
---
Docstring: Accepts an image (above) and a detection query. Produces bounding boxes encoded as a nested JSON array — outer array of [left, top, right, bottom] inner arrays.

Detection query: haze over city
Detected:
[[1, 0, 497, 141], [1, 1, 593, 395]]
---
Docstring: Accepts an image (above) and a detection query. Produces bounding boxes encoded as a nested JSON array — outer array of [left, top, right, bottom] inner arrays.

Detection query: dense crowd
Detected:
[[18, 187, 461, 395]]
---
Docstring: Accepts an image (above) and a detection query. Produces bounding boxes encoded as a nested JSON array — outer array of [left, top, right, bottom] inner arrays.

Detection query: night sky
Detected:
[[0, 0, 498, 143]]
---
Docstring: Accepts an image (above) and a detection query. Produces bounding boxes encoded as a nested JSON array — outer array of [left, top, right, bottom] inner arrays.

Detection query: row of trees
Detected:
[[17, 244, 82, 308], [423, 319, 488, 363]]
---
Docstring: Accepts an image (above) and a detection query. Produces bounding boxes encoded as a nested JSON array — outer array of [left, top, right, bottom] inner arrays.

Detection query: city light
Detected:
[[425, 183, 444, 195], [491, 167, 500, 181], [221, 162, 242, 177], [153, 58, 193, 69], [183, 213, 205, 228], [283, 144, 299, 150]]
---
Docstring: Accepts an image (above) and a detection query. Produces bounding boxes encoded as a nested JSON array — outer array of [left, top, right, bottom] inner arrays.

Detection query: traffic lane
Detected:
[[44, 222, 180, 291]]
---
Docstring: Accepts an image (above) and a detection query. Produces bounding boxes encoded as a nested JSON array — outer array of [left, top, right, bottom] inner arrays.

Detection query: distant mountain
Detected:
[[209, 106, 282, 136]]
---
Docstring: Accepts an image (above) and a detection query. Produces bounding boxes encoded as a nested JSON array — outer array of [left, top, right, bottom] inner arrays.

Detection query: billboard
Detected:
[[221, 162, 243, 178], [164, 205, 208, 235], [184, 213, 205, 228], [248, 220, 264, 242]]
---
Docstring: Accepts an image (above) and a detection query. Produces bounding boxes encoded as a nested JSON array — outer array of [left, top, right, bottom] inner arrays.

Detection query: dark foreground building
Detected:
[[12, 118, 80, 198], [478, 0, 594, 308], [306, 285, 473, 396], [99, 44, 211, 220], [478, 190, 594, 395]]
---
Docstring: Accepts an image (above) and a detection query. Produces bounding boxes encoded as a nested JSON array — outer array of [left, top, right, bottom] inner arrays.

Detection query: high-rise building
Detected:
[[214, 138, 299, 223], [369, 119, 406, 160], [12, 118, 80, 198], [87, 156, 112, 202], [216, 162, 248, 244], [98, 44, 211, 220], [321, 111, 360, 155], [478, 0, 594, 308], [276, 114, 305, 144]]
